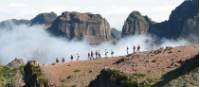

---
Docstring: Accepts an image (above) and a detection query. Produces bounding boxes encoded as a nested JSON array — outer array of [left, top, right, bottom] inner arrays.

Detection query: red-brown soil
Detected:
[[40, 44, 199, 87]]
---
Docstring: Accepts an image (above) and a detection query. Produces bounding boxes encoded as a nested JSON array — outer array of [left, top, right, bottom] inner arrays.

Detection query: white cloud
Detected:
[[0, 24, 190, 64]]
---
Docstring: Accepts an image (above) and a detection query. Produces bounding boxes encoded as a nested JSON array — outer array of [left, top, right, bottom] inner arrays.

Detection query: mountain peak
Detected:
[[31, 12, 57, 25]]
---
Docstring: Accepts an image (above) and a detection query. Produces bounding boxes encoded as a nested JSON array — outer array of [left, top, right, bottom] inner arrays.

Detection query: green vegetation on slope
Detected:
[[0, 65, 24, 87]]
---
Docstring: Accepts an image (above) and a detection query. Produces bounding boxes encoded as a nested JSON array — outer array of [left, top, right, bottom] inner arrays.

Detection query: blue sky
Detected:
[[0, 0, 183, 30]]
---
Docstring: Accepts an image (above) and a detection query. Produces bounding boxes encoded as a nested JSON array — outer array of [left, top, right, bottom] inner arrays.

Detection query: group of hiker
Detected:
[[70, 53, 80, 61], [126, 45, 141, 55], [87, 49, 115, 60], [55, 53, 80, 63], [54, 45, 141, 63], [88, 50, 101, 60]]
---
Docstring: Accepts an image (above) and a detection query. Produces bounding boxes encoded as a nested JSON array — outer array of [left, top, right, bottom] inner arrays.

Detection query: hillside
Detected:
[[38, 45, 198, 87]]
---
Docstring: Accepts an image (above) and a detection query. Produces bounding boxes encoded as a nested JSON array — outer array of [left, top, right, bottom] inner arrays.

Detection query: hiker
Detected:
[[70, 55, 74, 61], [88, 52, 91, 60], [104, 49, 108, 57], [137, 45, 140, 52], [98, 50, 102, 59], [95, 51, 98, 59], [106, 51, 108, 56], [111, 50, 114, 57], [77, 53, 80, 61], [133, 45, 136, 53], [91, 51, 94, 60], [62, 57, 65, 63], [126, 46, 129, 55], [56, 58, 59, 63]]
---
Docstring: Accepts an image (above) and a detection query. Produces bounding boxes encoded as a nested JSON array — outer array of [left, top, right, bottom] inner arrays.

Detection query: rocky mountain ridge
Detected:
[[0, 11, 113, 44], [0, 0, 198, 43], [48, 11, 112, 44], [121, 0, 199, 43]]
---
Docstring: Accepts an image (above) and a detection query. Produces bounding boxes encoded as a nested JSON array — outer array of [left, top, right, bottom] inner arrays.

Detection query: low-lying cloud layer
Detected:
[[0, 24, 190, 64]]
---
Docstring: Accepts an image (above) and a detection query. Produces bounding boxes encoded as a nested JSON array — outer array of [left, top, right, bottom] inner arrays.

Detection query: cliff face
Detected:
[[0, 11, 113, 44], [48, 11, 112, 44], [150, 0, 199, 42], [121, 11, 150, 37], [180, 15, 199, 43], [122, 0, 199, 43]]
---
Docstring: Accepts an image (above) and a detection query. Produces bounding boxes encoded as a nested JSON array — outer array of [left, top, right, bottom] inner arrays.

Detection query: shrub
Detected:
[[73, 69, 80, 73]]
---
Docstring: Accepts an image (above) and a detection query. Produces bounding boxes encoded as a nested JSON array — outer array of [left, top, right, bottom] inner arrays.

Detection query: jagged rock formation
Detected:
[[31, 12, 57, 27], [150, 0, 199, 42], [0, 11, 113, 44], [48, 11, 112, 44], [7, 58, 24, 68], [122, 0, 199, 43], [121, 11, 150, 37]]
